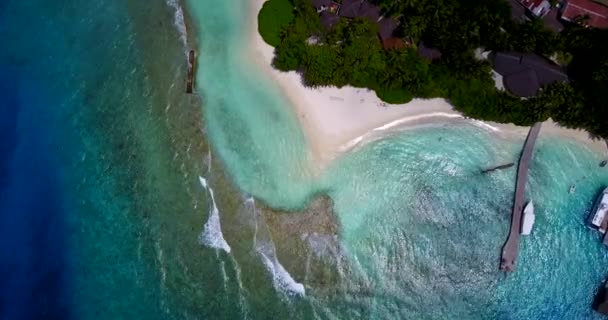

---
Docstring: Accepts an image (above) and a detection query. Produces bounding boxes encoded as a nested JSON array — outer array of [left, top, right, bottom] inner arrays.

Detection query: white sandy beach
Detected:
[[247, 0, 607, 169]]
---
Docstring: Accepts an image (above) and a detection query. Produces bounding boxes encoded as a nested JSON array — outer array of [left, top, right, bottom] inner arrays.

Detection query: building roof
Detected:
[[418, 42, 442, 61], [561, 0, 608, 29], [507, 0, 528, 21], [490, 52, 568, 97], [382, 38, 406, 50], [378, 17, 397, 40], [320, 11, 340, 28], [339, 0, 380, 21], [521, 0, 551, 16], [542, 8, 565, 32], [310, 0, 331, 9], [504, 69, 540, 97]]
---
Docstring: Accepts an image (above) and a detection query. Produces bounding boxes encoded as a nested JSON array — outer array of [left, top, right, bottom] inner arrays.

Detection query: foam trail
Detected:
[[228, 255, 251, 318], [338, 112, 504, 152], [250, 200, 305, 296], [259, 249, 306, 296], [198, 175, 208, 189], [372, 112, 463, 132], [470, 119, 500, 132], [198, 176, 231, 253], [339, 112, 463, 152], [165, 0, 188, 53], [219, 260, 228, 292]]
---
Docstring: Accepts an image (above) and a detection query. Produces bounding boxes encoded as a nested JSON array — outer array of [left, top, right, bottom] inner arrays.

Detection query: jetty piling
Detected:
[[481, 163, 515, 174], [186, 49, 195, 94], [500, 122, 542, 272]]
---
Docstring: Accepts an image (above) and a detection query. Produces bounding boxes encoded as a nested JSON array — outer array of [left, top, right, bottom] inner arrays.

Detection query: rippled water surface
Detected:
[[3, 0, 608, 318], [187, 0, 608, 318]]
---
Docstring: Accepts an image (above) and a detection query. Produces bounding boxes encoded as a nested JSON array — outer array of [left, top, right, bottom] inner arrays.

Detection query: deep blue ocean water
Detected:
[[0, 1, 73, 315], [0, 64, 69, 319], [0, 1, 183, 318]]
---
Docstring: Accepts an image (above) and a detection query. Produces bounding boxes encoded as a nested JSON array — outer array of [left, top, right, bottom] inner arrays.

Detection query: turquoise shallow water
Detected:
[[187, 0, 608, 318]]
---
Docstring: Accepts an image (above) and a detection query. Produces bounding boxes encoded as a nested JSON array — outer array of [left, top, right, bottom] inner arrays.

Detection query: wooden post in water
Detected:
[[500, 122, 542, 272], [186, 49, 195, 94], [481, 163, 515, 174]]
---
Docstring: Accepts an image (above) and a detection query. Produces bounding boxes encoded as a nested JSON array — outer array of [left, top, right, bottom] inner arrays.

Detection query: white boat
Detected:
[[587, 187, 608, 234], [521, 202, 535, 235]]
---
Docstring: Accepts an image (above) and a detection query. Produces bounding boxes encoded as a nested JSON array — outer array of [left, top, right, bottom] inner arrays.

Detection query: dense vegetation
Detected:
[[259, 0, 608, 138], [258, 0, 295, 46]]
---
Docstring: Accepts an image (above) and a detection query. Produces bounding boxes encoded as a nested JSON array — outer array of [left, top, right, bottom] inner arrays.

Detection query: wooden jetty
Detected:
[[500, 122, 542, 272], [186, 49, 195, 94]]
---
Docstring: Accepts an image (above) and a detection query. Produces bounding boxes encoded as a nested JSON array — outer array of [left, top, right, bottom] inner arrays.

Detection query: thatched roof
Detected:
[[490, 52, 568, 97]]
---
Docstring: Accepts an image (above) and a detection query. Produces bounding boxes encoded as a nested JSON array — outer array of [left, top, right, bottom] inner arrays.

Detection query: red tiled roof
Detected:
[[382, 38, 405, 50], [561, 0, 608, 29]]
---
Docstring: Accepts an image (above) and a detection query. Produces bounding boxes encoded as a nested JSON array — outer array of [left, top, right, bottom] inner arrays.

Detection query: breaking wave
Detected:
[[165, 0, 188, 54], [198, 176, 231, 253]]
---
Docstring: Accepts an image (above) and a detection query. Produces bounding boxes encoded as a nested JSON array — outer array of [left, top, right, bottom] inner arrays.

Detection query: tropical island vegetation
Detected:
[[258, 0, 608, 138]]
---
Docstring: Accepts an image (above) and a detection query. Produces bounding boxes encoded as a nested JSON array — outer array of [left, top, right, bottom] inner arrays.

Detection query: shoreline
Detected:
[[247, 0, 607, 170]]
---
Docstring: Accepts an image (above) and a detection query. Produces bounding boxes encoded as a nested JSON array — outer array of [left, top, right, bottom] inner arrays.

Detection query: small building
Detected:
[[339, 0, 380, 21], [507, 0, 565, 31], [378, 17, 405, 49], [418, 42, 442, 61], [311, 0, 330, 9], [542, 8, 566, 32], [561, 0, 608, 29], [490, 52, 568, 97], [309, 0, 406, 49], [508, 0, 528, 22], [310, 0, 341, 28], [320, 11, 340, 29], [521, 0, 552, 16]]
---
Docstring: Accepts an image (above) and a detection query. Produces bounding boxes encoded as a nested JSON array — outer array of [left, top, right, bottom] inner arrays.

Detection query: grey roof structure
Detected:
[[378, 17, 397, 40], [542, 8, 565, 32], [340, 0, 380, 21], [309, 0, 400, 47], [490, 52, 568, 97], [320, 11, 340, 28], [507, 0, 527, 22]]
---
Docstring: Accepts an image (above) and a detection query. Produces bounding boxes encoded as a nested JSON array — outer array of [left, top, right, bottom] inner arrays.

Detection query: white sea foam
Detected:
[[165, 0, 188, 52], [198, 175, 208, 189], [259, 250, 306, 296], [338, 113, 505, 152], [198, 176, 231, 253], [339, 112, 464, 152], [249, 198, 305, 296], [469, 119, 500, 132], [372, 112, 463, 132]]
